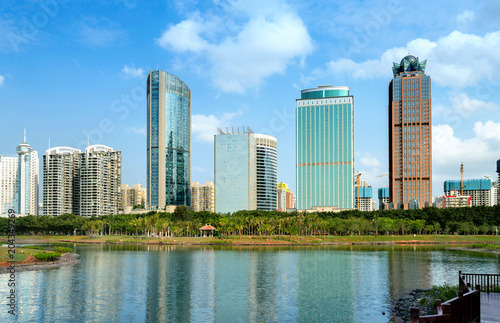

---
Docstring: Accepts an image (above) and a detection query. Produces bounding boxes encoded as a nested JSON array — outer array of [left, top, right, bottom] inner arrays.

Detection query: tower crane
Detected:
[[460, 162, 464, 196]]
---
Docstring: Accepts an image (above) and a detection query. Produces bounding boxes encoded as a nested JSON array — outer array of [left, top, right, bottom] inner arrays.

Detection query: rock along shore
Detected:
[[392, 289, 433, 322]]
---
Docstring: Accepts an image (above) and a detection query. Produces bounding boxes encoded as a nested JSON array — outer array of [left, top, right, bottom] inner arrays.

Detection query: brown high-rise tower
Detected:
[[389, 55, 432, 209]]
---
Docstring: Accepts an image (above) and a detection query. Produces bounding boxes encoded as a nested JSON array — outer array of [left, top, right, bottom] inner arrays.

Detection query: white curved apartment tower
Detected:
[[254, 134, 277, 211]]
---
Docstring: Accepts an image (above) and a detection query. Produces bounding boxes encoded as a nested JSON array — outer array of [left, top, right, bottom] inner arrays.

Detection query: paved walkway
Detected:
[[481, 293, 500, 323]]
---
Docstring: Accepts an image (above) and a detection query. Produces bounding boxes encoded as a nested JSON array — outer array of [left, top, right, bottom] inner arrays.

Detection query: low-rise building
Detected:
[[191, 181, 215, 212], [378, 187, 389, 210], [444, 179, 494, 207], [277, 182, 294, 212], [355, 180, 373, 211], [121, 183, 146, 212]]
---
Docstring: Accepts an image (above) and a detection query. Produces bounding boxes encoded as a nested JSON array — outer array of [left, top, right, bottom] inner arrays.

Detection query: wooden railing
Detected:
[[410, 272, 481, 323], [460, 270, 500, 293]]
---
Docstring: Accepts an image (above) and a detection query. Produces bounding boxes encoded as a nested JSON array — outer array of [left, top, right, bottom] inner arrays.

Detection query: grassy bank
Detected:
[[3, 234, 500, 246]]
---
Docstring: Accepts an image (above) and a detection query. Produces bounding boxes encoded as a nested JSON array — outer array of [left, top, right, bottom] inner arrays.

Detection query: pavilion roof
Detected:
[[200, 225, 216, 230]]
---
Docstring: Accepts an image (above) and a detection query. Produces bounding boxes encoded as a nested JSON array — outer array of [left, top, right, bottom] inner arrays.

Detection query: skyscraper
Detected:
[[214, 127, 257, 213], [255, 134, 277, 211], [43, 145, 121, 217], [147, 70, 191, 209], [15, 136, 39, 215], [43, 147, 81, 216], [389, 55, 432, 209], [296, 85, 354, 210], [79, 145, 121, 217], [0, 156, 18, 214]]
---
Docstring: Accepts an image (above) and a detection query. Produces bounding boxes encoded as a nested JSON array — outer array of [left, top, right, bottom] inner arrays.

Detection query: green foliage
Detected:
[[20, 246, 45, 250], [33, 252, 61, 261], [53, 246, 73, 253], [419, 283, 459, 308]]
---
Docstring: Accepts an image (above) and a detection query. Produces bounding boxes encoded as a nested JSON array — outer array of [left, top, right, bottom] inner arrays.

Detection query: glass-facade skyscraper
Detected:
[[147, 70, 191, 209], [296, 85, 354, 210], [255, 134, 277, 211], [214, 129, 257, 213], [389, 55, 432, 209]]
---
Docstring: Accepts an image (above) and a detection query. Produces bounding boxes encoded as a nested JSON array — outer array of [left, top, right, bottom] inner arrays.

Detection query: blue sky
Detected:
[[2, 0, 500, 202]]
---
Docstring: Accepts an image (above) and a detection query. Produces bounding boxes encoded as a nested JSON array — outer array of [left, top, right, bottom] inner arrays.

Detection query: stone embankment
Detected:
[[0, 253, 80, 274], [392, 289, 433, 322]]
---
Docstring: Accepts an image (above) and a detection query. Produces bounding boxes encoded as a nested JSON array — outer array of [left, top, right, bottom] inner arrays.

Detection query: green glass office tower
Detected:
[[296, 85, 354, 210], [147, 70, 191, 209]]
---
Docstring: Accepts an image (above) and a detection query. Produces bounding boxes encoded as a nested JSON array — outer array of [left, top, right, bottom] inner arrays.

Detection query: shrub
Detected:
[[470, 243, 489, 249], [53, 246, 73, 253], [33, 252, 61, 261], [419, 283, 459, 308]]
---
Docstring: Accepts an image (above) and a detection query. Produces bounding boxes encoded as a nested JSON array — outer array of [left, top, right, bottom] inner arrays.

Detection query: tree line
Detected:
[[1, 205, 499, 237]]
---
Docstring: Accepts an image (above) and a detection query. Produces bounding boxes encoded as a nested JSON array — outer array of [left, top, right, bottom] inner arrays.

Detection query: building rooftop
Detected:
[[392, 55, 427, 77]]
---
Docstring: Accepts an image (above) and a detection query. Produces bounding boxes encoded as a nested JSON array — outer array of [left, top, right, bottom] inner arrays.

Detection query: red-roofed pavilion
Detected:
[[199, 224, 216, 237]]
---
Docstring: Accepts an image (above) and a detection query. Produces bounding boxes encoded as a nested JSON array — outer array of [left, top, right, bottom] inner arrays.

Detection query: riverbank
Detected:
[[2, 234, 500, 246], [0, 252, 80, 274], [447, 246, 500, 254]]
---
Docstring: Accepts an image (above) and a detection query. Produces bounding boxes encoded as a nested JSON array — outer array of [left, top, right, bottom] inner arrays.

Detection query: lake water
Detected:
[[1, 244, 499, 322]]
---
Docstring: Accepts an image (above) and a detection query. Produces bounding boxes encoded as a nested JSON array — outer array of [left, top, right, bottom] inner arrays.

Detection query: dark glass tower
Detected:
[[147, 70, 191, 208], [389, 55, 432, 209]]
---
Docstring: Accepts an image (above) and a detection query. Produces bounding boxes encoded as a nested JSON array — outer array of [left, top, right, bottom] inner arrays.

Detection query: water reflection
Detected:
[[0, 244, 499, 322]]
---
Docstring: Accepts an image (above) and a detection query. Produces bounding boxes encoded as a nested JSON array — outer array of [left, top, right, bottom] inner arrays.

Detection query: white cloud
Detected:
[[473, 120, 500, 141], [359, 154, 381, 168], [122, 66, 145, 79], [0, 75, 4, 87], [192, 110, 243, 142], [457, 10, 475, 29], [433, 123, 500, 169], [77, 17, 126, 47], [326, 30, 500, 89], [157, 15, 209, 52], [156, 0, 313, 93], [434, 92, 499, 119], [131, 127, 146, 135]]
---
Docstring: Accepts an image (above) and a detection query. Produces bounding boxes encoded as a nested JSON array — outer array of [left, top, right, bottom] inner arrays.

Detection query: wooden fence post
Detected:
[[410, 307, 420, 323]]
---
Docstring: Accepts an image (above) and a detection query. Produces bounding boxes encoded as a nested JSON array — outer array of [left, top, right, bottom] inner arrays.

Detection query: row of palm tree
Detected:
[[80, 212, 497, 238]]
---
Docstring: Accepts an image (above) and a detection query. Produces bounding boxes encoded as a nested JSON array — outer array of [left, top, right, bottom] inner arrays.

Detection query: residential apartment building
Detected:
[[0, 156, 18, 214], [191, 181, 215, 212], [296, 85, 354, 210], [121, 183, 147, 210], [79, 145, 121, 217], [147, 70, 191, 209], [277, 182, 294, 212], [43, 145, 121, 216], [389, 55, 432, 209], [43, 147, 82, 216]]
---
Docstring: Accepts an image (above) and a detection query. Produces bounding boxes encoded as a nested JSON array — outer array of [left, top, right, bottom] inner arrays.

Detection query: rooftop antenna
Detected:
[[24, 128, 26, 142], [48, 137, 51, 149], [87, 135, 90, 148]]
